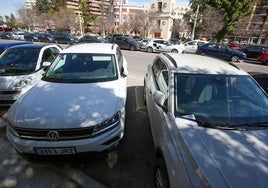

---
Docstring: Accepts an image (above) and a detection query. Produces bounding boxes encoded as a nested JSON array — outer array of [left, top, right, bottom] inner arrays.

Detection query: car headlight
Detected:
[[92, 111, 121, 136], [6, 119, 19, 137], [14, 78, 31, 89]]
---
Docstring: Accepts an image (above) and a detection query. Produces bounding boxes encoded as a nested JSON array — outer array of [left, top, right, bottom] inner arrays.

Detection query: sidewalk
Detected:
[[0, 117, 106, 188]]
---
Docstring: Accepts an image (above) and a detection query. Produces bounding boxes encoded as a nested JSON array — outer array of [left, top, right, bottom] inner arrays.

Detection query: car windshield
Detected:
[[43, 53, 118, 83], [174, 74, 268, 126], [0, 48, 40, 75]]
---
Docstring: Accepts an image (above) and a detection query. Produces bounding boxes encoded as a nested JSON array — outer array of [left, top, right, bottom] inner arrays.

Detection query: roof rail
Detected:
[[163, 53, 177, 68], [112, 43, 115, 50], [229, 62, 240, 70]]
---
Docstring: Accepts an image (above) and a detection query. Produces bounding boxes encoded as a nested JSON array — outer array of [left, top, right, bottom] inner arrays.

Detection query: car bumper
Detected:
[[6, 122, 124, 156]]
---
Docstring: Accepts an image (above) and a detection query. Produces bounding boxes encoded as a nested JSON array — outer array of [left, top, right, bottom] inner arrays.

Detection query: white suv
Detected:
[[182, 39, 208, 53], [6, 43, 127, 161], [143, 39, 184, 53], [144, 53, 268, 188]]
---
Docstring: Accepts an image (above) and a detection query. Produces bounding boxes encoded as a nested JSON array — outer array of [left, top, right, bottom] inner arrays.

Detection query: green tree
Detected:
[[35, 0, 67, 14], [189, 0, 256, 41], [78, 0, 97, 33]]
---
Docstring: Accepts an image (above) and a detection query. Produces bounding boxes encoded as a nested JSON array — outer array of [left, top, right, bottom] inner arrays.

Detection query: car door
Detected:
[[184, 41, 197, 53], [146, 57, 169, 146]]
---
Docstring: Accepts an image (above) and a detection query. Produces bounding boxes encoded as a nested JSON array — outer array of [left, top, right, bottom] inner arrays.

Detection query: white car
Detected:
[[182, 39, 208, 53], [0, 43, 62, 106], [144, 53, 268, 188], [6, 43, 128, 160], [143, 39, 184, 53]]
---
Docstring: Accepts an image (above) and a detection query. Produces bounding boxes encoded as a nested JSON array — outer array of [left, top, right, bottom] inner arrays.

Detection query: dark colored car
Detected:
[[0, 31, 13, 39], [0, 41, 33, 54], [113, 36, 141, 51], [196, 42, 246, 62], [24, 32, 39, 42], [77, 34, 108, 43], [38, 33, 55, 43], [53, 33, 76, 44], [257, 49, 268, 64], [240, 45, 268, 59], [107, 33, 128, 43], [249, 72, 268, 94]]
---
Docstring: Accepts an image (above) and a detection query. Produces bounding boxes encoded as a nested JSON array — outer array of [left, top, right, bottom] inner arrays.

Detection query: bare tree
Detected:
[[52, 8, 77, 32], [17, 8, 38, 31]]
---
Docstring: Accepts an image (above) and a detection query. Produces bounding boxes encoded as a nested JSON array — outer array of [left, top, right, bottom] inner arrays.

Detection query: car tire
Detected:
[[200, 52, 206, 56], [231, 55, 239, 62], [171, 49, 178, 53], [155, 158, 170, 188], [147, 47, 153, 53], [130, 46, 135, 51], [143, 79, 147, 105]]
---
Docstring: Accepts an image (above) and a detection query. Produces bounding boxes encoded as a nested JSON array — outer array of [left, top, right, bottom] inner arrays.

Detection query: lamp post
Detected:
[[191, 5, 200, 40]]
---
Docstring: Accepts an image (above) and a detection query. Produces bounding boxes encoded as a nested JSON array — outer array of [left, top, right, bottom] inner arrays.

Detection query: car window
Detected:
[[44, 53, 118, 83], [174, 74, 268, 125], [41, 47, 60, 63], [0, 48, 40, 73], [152, 58, 168, 96]]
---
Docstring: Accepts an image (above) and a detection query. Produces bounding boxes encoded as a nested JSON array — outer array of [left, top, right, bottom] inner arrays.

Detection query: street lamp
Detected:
[[191, 5, 200, 40]]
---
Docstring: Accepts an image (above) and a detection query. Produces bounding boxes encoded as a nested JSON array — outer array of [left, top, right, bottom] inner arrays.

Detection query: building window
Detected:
[[151, 3, 155, 9], [158, 2, 162, 12]]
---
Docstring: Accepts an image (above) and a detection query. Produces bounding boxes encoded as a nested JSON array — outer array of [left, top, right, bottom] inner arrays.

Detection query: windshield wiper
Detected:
[[231, 122, 268, 129], [179, 116, 246, 130]]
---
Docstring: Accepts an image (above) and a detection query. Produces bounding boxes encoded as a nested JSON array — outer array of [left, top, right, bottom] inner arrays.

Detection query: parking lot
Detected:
[[1, 42, 268, 187]]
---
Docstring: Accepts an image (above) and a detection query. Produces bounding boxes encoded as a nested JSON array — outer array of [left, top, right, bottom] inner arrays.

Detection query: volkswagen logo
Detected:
[[47, 130, 60, 141]]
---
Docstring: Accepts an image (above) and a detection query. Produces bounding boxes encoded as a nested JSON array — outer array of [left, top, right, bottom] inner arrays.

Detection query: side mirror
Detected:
[[121, 67, 128, 77], [42, 61, 51, 67], [152, 90, 166, 107]]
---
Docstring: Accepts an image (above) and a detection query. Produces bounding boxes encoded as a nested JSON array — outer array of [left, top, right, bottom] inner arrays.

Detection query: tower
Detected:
[[148, 0, 176, 39]]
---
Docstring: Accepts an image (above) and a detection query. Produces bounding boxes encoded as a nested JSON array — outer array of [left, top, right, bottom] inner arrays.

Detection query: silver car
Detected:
[[144, 53, 268, 188]]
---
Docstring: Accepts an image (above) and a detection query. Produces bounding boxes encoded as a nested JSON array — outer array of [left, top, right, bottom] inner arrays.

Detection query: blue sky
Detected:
[[0, 0, 190, 17]]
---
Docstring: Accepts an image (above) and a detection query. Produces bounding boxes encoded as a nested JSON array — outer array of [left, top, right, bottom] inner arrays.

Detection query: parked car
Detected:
[[142, 39, 185, 53], [0, 44, 62, 106], [0, 31, 13, 39], [77, 34, 108, 43], [182, 39, 208, 54], [144, 53, 268, 188], [24, 32, 39, 42], [249, 71, 268, 94], [113, 36, 141, 51], [0, 41, 33, 55], [13, 32, 25, 40], [240, 45, 268, 59], [257, 48, 268, 64], [6, 43, 128, 161], [38, 32, 55, 43], [107, 33, 128, 43], [53, 32, 76, 44], [196, 42, 246, 62], [228, 41, 242, 50]]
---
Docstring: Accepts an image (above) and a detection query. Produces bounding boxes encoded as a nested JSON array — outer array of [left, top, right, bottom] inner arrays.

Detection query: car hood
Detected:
[[0, 74, 39, 89], [8, 80, 124, 129], [176, 115, 268, 188]]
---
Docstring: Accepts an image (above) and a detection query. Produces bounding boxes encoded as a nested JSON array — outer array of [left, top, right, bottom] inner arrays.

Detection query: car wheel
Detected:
[[143, 80, 146, 105], [55, 40, 58, 44], [171, 49, 178, 53], [130, 46, 135, 51], [200, 52, 206, 56], [147, 47, 153, 53], [231, 55, 239, 62], [155, 158, 170, 188]]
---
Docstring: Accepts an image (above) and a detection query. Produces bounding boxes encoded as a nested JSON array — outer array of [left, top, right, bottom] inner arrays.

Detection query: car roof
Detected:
[[7, 43, 46, 50], [0, 41, 32, 47], [62, 43, 118, 54], [161, 53, 249, 75]]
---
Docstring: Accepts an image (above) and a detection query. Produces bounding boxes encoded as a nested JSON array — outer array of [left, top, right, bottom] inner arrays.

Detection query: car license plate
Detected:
[[34, 147, 76, 155]]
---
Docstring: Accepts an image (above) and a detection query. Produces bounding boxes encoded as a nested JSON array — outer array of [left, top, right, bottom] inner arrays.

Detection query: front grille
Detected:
[[0, 90, 20, 95], [14, 121, 119, 141], [15, 127, 95, 141]]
